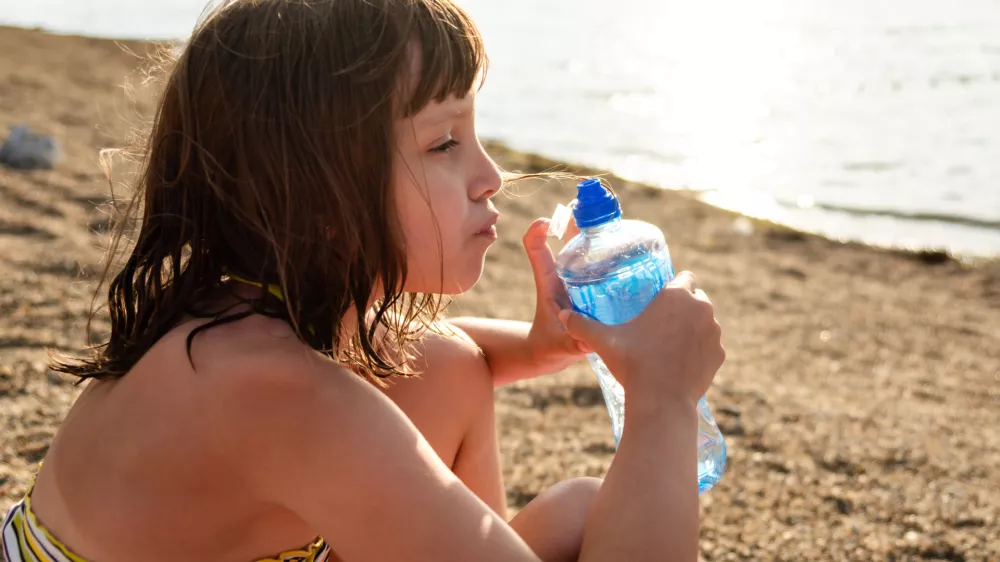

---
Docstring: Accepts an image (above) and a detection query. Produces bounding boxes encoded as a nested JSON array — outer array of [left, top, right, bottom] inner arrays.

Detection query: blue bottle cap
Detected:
[[572, 178, 622, 228]]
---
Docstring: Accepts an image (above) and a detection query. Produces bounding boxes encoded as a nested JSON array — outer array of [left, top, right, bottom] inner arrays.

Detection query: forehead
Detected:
[[411, 95, 473, 127]]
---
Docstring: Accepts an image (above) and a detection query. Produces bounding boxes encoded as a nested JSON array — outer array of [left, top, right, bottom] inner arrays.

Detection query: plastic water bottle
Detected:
[[553, 178, 727, 494]]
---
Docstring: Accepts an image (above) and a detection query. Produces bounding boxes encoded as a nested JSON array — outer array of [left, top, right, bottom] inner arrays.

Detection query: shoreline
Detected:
[[492, 137, 1000, 262], [483, 139, 1000, 269], [1, 26, 999, 560]]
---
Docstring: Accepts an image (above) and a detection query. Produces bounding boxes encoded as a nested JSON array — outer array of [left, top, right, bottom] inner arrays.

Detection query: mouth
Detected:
[[475, 212, 500, 240]]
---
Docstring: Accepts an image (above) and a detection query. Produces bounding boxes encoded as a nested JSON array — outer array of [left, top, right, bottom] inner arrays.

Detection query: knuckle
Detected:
[[664, 284, 691, 301], [669, 271, 693, 287], [695, 298, 715, 318]]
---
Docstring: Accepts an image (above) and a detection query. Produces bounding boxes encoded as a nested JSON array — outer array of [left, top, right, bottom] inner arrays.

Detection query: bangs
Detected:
[[402, 0, 488, 116]]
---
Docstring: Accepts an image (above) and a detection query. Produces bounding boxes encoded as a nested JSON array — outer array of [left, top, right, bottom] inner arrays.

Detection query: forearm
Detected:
[[579, 395, 701, 562], [446, 317, 538, 386]]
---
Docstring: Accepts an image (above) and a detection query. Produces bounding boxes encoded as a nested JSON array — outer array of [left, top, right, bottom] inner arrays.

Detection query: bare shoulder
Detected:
[[352, 313, 487, 379], [403, 320, 484, 372], [180, 313, 373, 408], [140, 314, 379, 462], [145, 314, 486, 433], [169, 313, 319, 373]]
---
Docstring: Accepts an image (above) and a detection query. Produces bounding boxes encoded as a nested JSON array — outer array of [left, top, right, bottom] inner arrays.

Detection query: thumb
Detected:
[[558, 309, 610, 354], [523, 218, 557, 292]]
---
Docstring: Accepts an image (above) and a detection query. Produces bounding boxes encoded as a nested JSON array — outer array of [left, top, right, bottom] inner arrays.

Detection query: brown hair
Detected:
[[54, 0, 488, 384]]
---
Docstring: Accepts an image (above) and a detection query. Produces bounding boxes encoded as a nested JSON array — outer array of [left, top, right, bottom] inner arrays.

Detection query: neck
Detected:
[[223, 275, 379, 353]]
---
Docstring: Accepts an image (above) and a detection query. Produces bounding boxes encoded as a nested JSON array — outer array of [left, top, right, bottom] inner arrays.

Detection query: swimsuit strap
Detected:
[[224, 268, 286, 302], [222, 268, 317, 337]]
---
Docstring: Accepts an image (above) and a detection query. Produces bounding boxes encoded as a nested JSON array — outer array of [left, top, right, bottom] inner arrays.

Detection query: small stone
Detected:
[[0, 125, 60, 170]]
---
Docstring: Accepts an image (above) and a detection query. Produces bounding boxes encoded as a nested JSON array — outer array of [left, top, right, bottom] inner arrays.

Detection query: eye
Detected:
[[429, 139, 460, 154]]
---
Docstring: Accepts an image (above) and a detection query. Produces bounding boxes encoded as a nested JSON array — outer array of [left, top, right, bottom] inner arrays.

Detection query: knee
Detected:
[[543, 477, 602, 515], [511, 477, 602, 562], [542, 476, 602, 535]]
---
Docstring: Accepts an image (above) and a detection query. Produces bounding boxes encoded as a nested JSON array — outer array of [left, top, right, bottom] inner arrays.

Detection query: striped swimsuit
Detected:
[[1, 479, 331, 562]]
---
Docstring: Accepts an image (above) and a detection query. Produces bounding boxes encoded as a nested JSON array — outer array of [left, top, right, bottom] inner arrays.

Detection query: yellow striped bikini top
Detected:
[[1, 469, 331, 562], [2, 470, 330, 561]]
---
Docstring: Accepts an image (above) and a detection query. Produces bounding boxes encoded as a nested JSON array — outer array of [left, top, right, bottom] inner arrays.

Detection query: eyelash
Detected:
[[430, 139, 460, 153]]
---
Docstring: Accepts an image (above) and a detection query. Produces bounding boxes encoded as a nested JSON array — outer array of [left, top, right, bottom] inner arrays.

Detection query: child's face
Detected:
[[393, 94, 503, 295]]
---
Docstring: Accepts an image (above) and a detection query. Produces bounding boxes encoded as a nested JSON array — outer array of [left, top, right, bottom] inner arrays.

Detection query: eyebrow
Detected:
[[414, 99, 473, 127]]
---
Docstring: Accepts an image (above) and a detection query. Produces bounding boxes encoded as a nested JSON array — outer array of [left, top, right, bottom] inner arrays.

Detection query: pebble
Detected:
[[0, 125, 60, 170]]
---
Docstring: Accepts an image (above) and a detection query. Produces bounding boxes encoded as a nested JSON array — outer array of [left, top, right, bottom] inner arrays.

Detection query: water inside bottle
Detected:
[[561, 249, 672, 326]]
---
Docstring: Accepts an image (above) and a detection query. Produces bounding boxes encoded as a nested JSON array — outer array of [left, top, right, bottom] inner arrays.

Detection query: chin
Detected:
[[443, 265, 486, 295], [404, 260, 486, 296], [445, 253, 491, 295]]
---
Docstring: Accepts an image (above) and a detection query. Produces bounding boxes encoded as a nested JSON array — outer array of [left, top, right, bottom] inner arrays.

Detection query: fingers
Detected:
[[693, 288, 712, 304], [670, 270, 698, 294], [522, 218, 552, 253], [523, 218, 557, 290], [558, 309, 608, 354]]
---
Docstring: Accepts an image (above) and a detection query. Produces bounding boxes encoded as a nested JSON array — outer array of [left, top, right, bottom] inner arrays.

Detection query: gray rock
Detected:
[[0, 125, 60, 170]]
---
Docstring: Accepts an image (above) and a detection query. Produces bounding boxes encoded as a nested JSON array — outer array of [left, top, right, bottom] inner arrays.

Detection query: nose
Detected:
[[469, 143, 503, 202]]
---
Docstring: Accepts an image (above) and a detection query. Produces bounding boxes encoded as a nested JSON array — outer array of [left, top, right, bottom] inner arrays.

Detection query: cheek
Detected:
[[394, 172, 446, 282], [394, 174, 480, 293], [396, 164, 459, 240]]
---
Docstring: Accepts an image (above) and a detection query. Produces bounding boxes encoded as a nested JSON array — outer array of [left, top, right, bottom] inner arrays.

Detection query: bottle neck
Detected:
[[581, 217, 622, 235]]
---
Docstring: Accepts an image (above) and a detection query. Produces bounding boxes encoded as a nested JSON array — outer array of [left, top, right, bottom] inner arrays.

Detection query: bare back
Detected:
[[30, 312, 329, 561]]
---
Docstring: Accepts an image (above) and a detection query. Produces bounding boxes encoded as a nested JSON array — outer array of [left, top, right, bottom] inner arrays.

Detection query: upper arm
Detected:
[[222, 351, 539, 562]]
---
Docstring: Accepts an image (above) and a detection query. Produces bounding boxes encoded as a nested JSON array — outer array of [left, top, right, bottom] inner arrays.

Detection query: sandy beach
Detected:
[[1, 26, 998, 560]]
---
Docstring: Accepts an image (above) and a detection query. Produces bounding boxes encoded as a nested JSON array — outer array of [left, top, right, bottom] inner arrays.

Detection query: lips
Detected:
[[475, 212, 500, 239]]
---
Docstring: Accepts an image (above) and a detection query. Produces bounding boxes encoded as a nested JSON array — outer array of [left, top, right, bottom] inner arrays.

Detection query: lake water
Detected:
[[3, 0, 999, 257]]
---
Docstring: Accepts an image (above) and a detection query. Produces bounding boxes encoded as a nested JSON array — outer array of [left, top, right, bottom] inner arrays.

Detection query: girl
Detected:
[[1, 1, 725, 561]]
